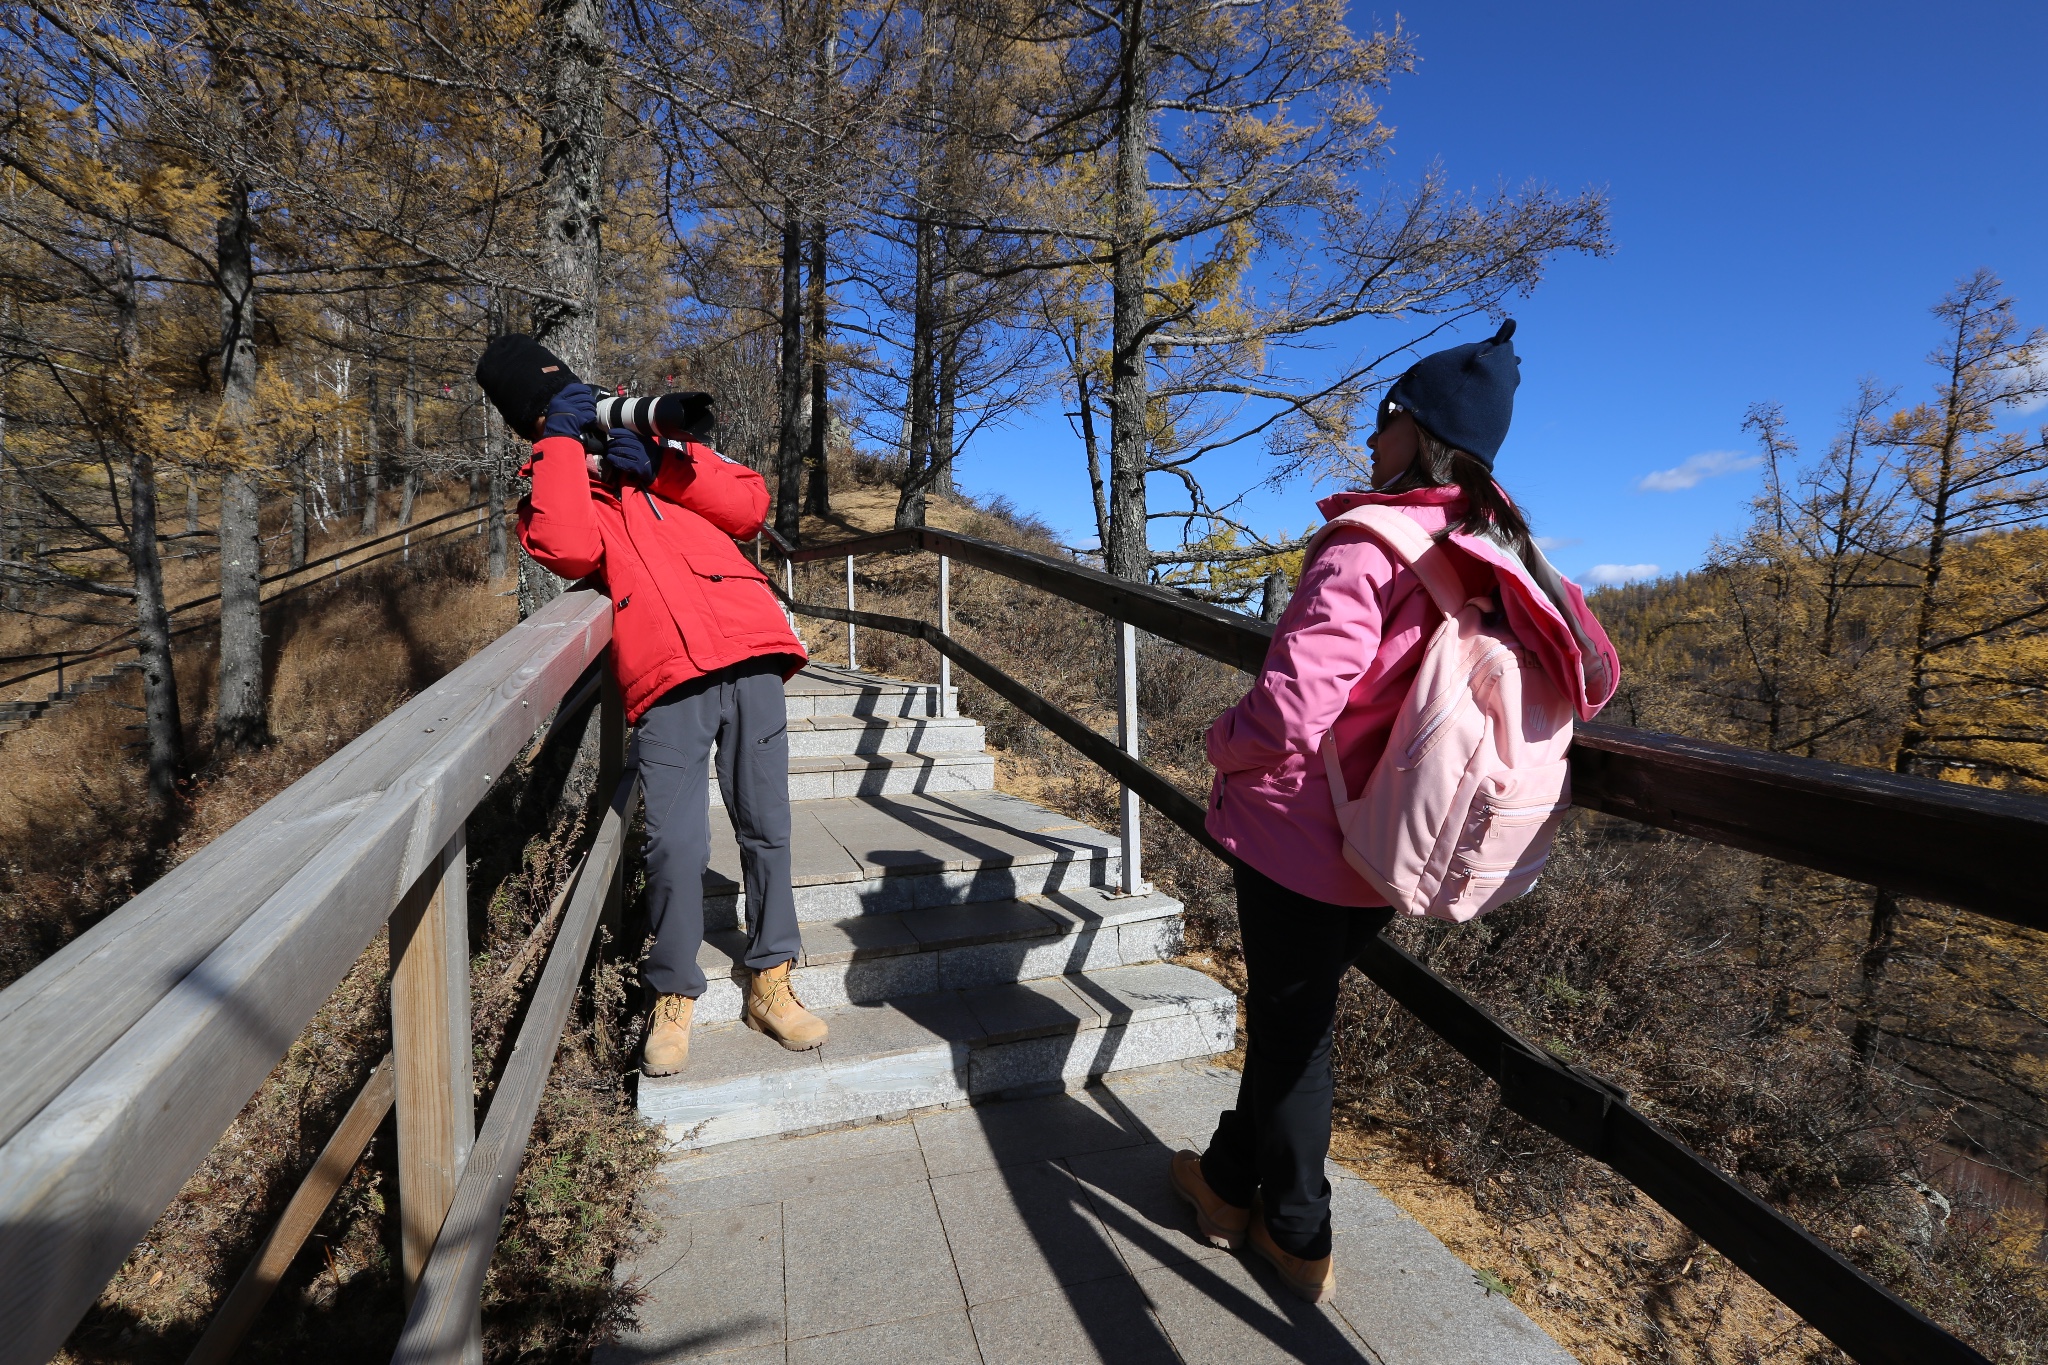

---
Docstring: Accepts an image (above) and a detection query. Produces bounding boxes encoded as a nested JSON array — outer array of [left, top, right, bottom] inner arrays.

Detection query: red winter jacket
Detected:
[[517, 434, 807, 722]]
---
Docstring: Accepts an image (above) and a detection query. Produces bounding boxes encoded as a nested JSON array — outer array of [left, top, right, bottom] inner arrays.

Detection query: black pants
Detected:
[[1201, 864, 1388, 1260], [634, 656, 803, 998]]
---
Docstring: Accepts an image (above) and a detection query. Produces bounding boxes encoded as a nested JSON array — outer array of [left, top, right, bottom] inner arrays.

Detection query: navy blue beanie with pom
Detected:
[[1385, 319, 1520, 469]]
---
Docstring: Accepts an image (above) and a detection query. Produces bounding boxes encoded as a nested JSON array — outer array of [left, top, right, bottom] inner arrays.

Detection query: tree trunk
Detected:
[[893, 80, 940, 533], [485, 398, 509, 579], [185, 470, 200, 535], [932, 269, 958, 500], [399, 468, 419, 527], [776, 205, 806, 541], [1072, 319, 1109, 555], [360, 368, 382, 536], [115, 233, 184, 815], [1104, 0, 1152, 582], [215, 175, 270, 752], [526, 0, 607, 620], [894, 200, 935, 529], [804, 217, 832, 516], [290, 465, 308, 569]]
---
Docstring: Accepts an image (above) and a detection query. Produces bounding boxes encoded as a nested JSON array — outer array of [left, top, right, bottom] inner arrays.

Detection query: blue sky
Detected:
[[953, 0, 2048, 587]]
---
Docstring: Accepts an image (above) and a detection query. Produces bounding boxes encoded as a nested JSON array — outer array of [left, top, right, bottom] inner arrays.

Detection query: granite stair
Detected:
[[638, 664, 1236, 1153]]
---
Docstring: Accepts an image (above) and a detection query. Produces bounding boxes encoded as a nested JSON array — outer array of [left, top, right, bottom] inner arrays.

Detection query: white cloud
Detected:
[[1533, 535, 1581, 552], [2010, 357, 2048, 414], [1582, 563, 1661, 587], [1636, 449, 1762, 492]]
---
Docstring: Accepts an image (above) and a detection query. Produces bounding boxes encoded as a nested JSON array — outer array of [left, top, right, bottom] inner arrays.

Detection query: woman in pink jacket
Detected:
[[1169, 322, 1620, 1302]]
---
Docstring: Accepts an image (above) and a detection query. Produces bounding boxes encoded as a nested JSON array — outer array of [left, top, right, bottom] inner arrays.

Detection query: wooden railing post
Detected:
[[938, 555, 951, 716], [1114, 620, 1148, 895], [389, 826, 476, 1333], [845, 555, 857, 670]]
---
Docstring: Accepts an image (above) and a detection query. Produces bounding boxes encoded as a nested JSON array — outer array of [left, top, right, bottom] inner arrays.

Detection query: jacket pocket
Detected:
[[681, 553, 778, 638]]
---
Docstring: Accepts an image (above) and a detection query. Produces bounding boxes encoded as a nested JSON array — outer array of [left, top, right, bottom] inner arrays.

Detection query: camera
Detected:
[[594, 392, 717, 444]]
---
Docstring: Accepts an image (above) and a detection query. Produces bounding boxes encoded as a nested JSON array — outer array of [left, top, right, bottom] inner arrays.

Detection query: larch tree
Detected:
[[1854, 270, 2048, 1065], [984, 0, 1609, 580]]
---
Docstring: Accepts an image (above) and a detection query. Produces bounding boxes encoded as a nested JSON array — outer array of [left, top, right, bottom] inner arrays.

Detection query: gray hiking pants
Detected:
[[634, 655, 803, 998]]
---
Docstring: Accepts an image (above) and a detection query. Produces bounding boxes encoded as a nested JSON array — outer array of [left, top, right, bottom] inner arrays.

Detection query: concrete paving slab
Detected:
[[603, 1200, 785, 1364], [785, 1310, 980, 1365], [656, 1146, 931, 1215], [600, 1342, 785, 1365], [658, 1118, 922, 1186], [913, 1086, 1146, 1178], [1329, 1198, 1574, 1365], [1066, 1140, 1235, 1274], [780, 1178, 964, 1339], [1100, 1058, 1242, 1144], [966, 1275, 1181, 1365], [930, 1159, 1126, 1306], [1139, 1254, 1382, 1365]]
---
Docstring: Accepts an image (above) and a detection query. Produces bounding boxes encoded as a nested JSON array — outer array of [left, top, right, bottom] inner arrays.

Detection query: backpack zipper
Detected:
[[1405, 643, 1513, 762]]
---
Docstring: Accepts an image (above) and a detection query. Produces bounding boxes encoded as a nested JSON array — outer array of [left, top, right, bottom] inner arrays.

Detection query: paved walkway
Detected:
[[601, 1059, 1576, 1365]]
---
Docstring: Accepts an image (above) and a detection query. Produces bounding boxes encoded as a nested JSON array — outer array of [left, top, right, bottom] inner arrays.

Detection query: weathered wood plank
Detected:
[[391, 773, 639, 1365], [390, 829, 475, 1302], [1570, 722, 2048, 929], [0, 594, 611, 1365], [182, 1058, 395, 1365], [0, 591, 610, 1151]]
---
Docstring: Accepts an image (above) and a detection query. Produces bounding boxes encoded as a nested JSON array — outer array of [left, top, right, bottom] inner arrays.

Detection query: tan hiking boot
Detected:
[[744, 960, 828, 1051], [1168, 1150, 1250, 1251], [1247, 1204, 1336, 1304], [641, 994, 694, 1077]]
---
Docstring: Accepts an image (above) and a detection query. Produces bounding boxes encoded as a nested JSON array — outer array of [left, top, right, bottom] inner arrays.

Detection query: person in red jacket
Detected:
[[487, 338, 827, 1076]]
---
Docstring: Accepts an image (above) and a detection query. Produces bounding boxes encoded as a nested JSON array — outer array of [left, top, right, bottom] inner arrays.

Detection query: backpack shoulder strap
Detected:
[[1307, 505, 1468, 617]]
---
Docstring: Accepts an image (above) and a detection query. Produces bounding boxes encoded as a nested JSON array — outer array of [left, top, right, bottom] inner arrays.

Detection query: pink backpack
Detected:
[[1305, 506, 1574, 923]]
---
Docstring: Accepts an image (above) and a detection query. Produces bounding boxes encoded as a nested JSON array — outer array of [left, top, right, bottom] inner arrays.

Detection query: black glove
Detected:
[[540, 382, 598, 441], [603, 427, 660, 483]]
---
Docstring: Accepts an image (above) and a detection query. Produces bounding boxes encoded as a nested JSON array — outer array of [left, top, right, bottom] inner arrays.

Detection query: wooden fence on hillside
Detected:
[[0, 527, 2040, 1364]]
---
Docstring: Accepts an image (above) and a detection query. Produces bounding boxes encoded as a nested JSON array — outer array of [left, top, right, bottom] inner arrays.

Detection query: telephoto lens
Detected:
[[593, 391, 718, 443]]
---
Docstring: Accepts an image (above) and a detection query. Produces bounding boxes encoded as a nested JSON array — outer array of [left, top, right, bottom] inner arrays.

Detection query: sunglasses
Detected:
[[1374, 400, 1404, 434]]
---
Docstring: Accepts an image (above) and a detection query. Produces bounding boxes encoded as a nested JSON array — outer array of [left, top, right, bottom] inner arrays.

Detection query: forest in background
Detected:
[[0, 0, 1605, 856]]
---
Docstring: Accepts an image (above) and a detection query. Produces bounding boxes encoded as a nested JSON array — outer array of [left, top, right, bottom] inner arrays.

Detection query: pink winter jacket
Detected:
[[1204, 486, 1622, 906]]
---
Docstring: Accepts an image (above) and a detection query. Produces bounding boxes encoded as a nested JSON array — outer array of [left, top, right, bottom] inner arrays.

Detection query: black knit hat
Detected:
[[475, 334, 580, 438], [1385, 319, 1520, 469]]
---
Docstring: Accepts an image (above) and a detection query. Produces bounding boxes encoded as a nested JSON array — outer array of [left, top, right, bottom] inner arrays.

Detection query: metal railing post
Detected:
[[845, 555, 857, 671], [1114, 621, 1148, 895], [388, 826, 477, 1360], [938, 555, 951, 716]]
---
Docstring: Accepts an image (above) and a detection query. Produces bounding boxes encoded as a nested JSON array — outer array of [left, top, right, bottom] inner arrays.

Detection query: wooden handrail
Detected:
[[0, 589, 612, 1365], [777, 580, 2002, 1365], [790, 527, 2048, 931]]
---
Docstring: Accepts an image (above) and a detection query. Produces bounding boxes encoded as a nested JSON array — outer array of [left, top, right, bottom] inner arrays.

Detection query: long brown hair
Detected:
[[1379, 424, 1534, 560]]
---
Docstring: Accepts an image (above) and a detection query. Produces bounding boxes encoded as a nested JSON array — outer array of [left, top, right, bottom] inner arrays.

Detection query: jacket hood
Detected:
[[1314, 487, 1619, 721]]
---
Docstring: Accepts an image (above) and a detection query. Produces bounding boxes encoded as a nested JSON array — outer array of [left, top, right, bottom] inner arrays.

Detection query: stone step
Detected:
[[785, 663, 954, 719], [691, 884, 1184, 1024], [639, 961, 1236, 1150], [784, 712, 985, 758], [703, 791, 1121, 925], [711, 748, 993, 806]]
